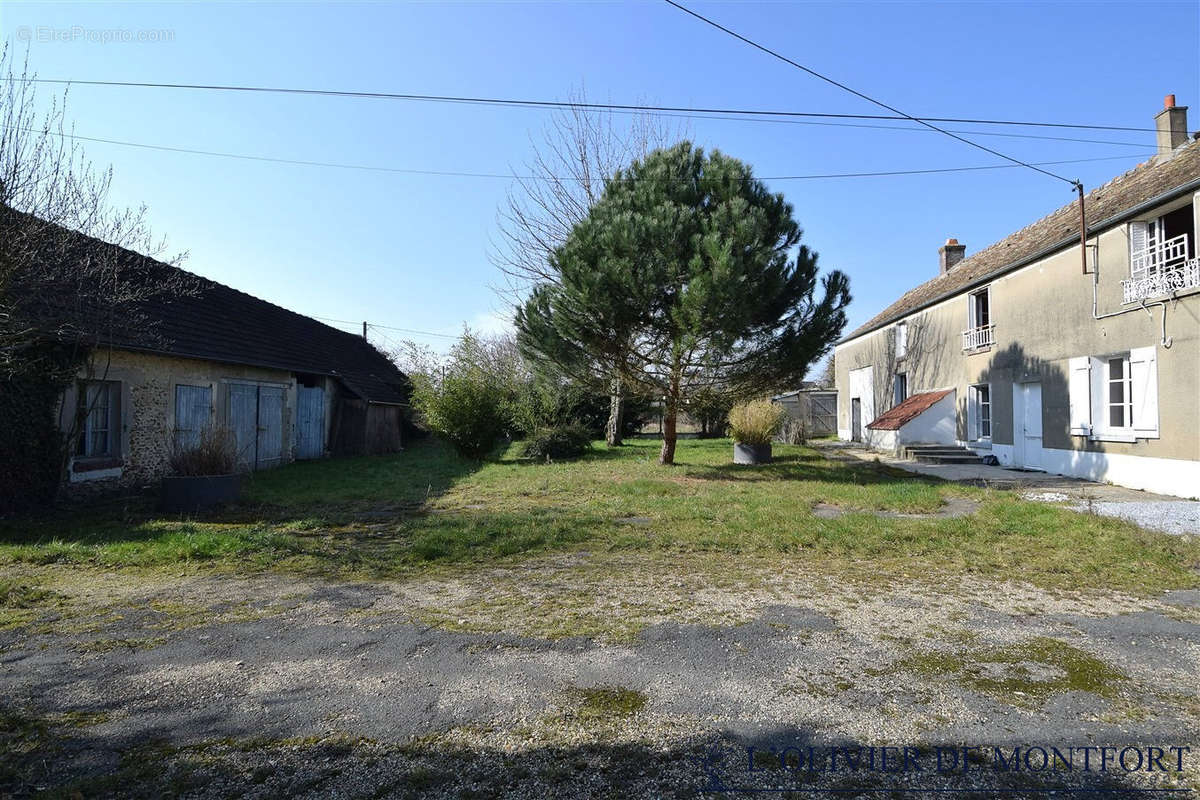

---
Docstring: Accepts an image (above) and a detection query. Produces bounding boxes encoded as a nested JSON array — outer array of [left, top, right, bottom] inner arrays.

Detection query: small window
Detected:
[[77, 381, 120, 459], [1107, 356, 1132, 430], [895, 322, 908, 359], [893, 373, 908, 407], [175, 385, 213, 449], [969, 288, 990, 329], [971, 384, 991, 439]]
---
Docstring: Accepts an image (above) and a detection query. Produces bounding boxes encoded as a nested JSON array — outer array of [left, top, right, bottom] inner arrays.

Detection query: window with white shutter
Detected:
[[1068, 357, 1092, 436], [1128, 221, 1149, 279], [1128, 346, 1159, 437]]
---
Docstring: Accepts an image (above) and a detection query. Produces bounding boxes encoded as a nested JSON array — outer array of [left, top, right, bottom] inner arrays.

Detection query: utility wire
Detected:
[[663, 0, 1079, 186], [26, 77, 1158, 134], [312, 316, 460, 339], [18, 126, 1151, 182]]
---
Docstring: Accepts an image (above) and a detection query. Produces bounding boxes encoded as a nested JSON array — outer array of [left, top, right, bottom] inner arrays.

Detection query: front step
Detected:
[[903, 444, 984, 464]]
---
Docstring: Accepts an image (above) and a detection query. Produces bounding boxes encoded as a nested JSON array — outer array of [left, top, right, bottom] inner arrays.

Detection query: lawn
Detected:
[[1, 437, 1197, 598]]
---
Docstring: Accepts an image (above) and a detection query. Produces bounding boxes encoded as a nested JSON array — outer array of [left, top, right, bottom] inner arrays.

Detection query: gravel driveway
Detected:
[[3, 560, 1199, 798]]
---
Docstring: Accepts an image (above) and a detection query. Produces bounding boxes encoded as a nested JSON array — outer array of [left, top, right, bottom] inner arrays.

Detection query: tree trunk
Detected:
[[659, 369, 681, 465], [605, 377, 624, 447]]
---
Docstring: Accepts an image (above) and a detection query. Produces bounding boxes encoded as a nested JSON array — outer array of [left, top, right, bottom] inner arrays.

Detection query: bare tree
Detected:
[[491, 87, 684, 446], [0, 45, 188, 507]]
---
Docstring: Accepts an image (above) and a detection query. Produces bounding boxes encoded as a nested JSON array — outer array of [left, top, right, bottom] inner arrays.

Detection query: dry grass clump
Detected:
[[727, 398, 786, 445]]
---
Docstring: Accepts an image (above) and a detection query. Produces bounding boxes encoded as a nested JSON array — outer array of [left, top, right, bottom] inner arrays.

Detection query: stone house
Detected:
[[833, 96, 1199, 498], [62, 251, 408, 492]]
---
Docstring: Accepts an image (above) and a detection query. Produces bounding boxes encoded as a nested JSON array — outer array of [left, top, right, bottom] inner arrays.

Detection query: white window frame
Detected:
[[77, 380, 120, 459], [968, 384, 991, 441], [895, 321, 908, 359], [893, 372, 907, 407], [1069, 348, 1158, 442], [968, 287, 991, 330], [1105, 355, 1133, 435]]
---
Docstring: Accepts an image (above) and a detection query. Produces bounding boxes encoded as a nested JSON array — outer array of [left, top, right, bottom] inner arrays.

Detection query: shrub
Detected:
[[412, 371, 509, 459], [778, 416, 809, 445], [168, 427, 238, 476], [520, 424, 592, 461], [727, 398, 786, 446]]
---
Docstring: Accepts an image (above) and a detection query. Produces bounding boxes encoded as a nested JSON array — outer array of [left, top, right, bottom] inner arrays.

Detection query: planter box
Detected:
[[160, 474, 242, 514], [733, 442, 772, 465]]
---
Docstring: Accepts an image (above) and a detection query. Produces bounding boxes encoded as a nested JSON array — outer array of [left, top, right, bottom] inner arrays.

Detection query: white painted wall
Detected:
[[897, 391, 957, 445], [844, 366, 875, 441]]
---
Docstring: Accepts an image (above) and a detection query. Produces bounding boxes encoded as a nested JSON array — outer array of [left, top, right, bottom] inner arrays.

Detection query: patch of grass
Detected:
[[1, 438, 1197, 596], [570, 686, 648, 721], [893, 636, 1128, 704], [0, 578, 58, 607]]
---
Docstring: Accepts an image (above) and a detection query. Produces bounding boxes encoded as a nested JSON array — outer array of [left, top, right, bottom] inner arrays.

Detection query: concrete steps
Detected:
[[903, 444, 984, 465]]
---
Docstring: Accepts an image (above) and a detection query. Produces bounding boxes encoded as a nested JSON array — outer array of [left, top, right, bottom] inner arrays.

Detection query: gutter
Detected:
[[836, 174, 1200, 348]]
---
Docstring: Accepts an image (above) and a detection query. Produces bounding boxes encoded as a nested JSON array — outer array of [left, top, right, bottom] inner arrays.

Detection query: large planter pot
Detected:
[[160, 474, 242, 514], [733, 442, 772, 465]]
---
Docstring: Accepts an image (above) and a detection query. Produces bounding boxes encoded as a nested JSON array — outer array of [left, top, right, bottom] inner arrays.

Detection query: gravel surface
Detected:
[[1069, 500, 1200, 537], [3, 562, 1199, 797]]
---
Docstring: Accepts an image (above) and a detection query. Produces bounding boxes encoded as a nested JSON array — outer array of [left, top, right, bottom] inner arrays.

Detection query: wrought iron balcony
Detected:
[[961, 324, 995, 351], [1123, 233, 1199, 303], [1123, 256, 1200, 304]]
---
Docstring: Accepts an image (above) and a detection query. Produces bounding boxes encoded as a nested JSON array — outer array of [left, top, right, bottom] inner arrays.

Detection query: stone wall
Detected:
[[62, 348, 297, 493]]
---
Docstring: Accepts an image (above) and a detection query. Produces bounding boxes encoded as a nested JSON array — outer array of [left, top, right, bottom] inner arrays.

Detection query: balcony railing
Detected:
[[1123, 257, 1200, 303], [962, 324, 995, 351]]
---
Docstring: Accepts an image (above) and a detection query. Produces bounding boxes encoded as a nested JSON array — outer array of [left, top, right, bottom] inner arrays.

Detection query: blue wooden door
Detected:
[[256, 386, 284, 469], [228, 384, 259, 472], [295, 386, 325, 460]]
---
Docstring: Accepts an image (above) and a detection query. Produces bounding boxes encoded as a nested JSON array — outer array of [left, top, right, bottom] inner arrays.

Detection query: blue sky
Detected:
[[3, 1, 1197, 362]]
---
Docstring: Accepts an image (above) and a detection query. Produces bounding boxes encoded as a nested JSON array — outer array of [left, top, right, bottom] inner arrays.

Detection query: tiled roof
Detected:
[[842, 141, 1200, 343], [38, 222, 409, 405], [867, 389, 952, 431]]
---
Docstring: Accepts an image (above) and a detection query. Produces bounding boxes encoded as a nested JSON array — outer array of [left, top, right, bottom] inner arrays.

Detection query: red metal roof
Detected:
[[866, 389, 953, 431]]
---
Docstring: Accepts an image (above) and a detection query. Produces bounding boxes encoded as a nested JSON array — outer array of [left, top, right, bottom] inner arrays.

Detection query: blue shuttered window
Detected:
[[174, 385, 213, 449]]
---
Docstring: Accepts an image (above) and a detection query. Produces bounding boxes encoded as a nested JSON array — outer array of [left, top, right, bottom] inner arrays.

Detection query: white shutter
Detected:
[[1068, 356, 1092, 436], [1129, 346, 1158, 437], [1129, 221, 1149, 277]]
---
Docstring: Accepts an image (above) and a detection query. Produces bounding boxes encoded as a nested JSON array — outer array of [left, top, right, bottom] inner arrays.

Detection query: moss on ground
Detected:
[[894, 636, 1128, 704]]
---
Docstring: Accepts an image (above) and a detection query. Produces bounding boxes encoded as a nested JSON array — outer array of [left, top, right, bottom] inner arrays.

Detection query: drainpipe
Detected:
[[1076, 182, 1088, 275], [1091, 254, 1174, 348]]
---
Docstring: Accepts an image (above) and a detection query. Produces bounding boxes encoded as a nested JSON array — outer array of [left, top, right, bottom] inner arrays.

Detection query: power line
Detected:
[[312, 316, 460, 339], [26, 77, 1158, 134], [662, 0, 1078, 187], [22, 126, 1150, 181]]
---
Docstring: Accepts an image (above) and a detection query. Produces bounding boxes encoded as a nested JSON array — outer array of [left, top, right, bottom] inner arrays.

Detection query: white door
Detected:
[[1013, 382, 1043, 470]]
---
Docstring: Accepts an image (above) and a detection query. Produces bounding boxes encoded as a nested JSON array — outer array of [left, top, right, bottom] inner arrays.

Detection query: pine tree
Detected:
[[517, 142, 851, 465]]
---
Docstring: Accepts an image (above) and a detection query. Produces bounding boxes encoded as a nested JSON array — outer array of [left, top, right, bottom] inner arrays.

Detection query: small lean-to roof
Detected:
[[866, 389, 952, 431], [841, 141, 1200, 344]]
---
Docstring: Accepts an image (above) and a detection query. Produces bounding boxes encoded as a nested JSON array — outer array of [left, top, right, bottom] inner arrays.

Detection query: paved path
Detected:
[[826, 442, 1199, 536]]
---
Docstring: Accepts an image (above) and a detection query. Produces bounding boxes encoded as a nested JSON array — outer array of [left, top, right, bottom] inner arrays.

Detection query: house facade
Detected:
[[834, 97, 1200, 499], [62, 255, 408, 492]]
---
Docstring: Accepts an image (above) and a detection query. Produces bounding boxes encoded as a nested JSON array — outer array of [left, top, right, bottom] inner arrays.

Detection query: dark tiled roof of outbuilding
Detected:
[[866, 389, 952, 431], [128, 263, 410, 405], [29, 221, 410, 405], [842, 141, 1200, 343]]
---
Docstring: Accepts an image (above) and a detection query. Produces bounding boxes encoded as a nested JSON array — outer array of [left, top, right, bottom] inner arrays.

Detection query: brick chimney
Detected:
[[939, 238, 966, 274], [1155, 94, 1189, 154]]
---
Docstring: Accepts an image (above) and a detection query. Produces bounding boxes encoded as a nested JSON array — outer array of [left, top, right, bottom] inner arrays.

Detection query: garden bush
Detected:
[[520, 424, 592, 461], [168, 427, 238, 476], [727, 398, 786, 446]]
